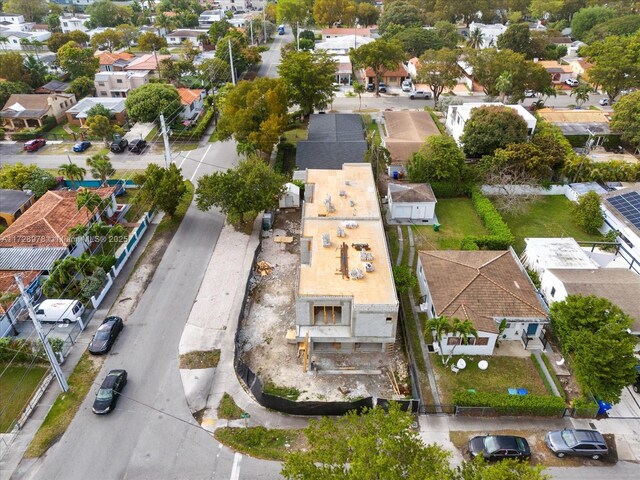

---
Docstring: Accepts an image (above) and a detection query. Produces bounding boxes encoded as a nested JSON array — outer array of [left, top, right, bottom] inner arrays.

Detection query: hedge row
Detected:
[[9, 117, 57, 141], [169, 108, 215, 141], [572, 397, 599, 418], [462, 187, 515, 249], [0, 337, 63, 363], [430, 181, 472, 198], [453, 391, 566, 416]]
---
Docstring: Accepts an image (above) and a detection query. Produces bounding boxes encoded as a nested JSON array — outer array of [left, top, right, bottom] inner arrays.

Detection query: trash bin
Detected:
[[433, 223, 440, 232], [596, 399, 611, 416], [392, 171, 399, 180]]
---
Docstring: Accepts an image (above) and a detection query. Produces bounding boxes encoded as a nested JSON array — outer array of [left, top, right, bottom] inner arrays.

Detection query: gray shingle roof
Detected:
[[0, 190, 33, 215]]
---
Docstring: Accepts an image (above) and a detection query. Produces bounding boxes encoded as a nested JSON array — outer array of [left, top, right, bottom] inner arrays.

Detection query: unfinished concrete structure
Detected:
[[295, 163, 398, 355]]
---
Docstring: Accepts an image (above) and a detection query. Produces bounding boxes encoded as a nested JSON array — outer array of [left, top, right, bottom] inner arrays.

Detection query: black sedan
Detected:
[[92, 369, 127, 415], [88, 316, 123, 355], [469, 435, 531, 461], [73, 141, 92, 152]]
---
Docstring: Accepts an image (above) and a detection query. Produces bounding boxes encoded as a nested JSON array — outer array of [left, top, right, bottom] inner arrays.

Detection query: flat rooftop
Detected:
[[298, 164, 396, 306]]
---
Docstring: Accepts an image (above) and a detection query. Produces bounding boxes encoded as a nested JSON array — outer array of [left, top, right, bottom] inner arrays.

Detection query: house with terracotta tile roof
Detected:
[[96, 52, 136, 72], [362, 63, 409, 87], [322, 27, 373, 40], [177, 88, 205, 121], [536, 60, 575, 84], [417, 250, 549, 355], [125, 53, 172, 75]]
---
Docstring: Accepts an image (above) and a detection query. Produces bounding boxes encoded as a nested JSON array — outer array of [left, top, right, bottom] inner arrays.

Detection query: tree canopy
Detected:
[[277, 0, 312, 33], [350, 39, 405, 94], [0, 163, 56, 198], [460, 106, 529, 158], [57, 42, 99, 80], [137, 32, 168, 51], [313, 0, 356, 27], [0, 81, 32, 107], [377, 1, 423, 33], [610, 91, 640, 150], [86, 0, 132, 28], [356, 3, 379, 27], [570, 6, 617, 41], [573, 190, 604, 234], [134, 163, 187, 216], [0, 52, 29, 84], [407, 135, 466, 184], [124, 83, 183, 124], [278, 50, 337, 117], [550, 295, 637, 404], [2, 0, 48, 22], [392, 28, 445, 58], [69, 76, 95, 100], [416, 48, 460, 105], [196, 158, 287, 224]]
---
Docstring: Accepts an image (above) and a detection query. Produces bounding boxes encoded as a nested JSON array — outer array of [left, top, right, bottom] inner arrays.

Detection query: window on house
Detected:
[[98, 82, 105, 86], [116, 79, 123, 84], [476, 337, 489, 346], [386, 317, 392, 324], [447, 337, 461, 346], [100, 92, 107, 96], [550, 287, 556, 298], [313, 305, 342, 325]]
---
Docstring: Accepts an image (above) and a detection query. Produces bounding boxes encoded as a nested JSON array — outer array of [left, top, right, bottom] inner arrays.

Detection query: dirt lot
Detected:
[[239, 209, 410, 402]]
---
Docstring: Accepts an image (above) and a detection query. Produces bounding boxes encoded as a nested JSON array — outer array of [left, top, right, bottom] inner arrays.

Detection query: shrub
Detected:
[[169, 107, 215, 141], [453, 391, 566, 416], [460, 237, 479, 250], [430, 182, 472, 198], [572, 397, 599, 418], [573, 190, 603, 234], [461, 187, 515, 249]]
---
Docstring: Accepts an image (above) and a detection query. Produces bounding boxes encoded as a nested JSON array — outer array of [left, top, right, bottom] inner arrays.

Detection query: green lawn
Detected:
[[282, 128, 308, 146], [412, 197, 488, 250], [500, 195, 604, 253], [0, 365, 49, 432], [432, 355, 548, 404]]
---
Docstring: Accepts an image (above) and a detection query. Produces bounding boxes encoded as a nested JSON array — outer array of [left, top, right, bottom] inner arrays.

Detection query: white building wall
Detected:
[[601, 209, 640, 265]]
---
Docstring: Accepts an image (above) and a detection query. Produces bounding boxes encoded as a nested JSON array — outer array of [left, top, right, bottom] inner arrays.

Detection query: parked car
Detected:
[[128, 139, 147, 154], [632, 364, 640, 393], [73, 140, 91, 152], [378, 82, 387, 93], [89, 316, 124, 355], [469, 435, 531, 461], [401, 80, 412, 92], [24, 138, 46, 152], [366, 83, 375, 92], [599, 98, 610, 106], [545, 429, 608, 459], [565, 78, 579, 87], [34, 299, 85, 324], [92, 369, 128, 415], [110, 137, 128, 153], [524, 90, 536, 98], [408, 90, 432, 100]]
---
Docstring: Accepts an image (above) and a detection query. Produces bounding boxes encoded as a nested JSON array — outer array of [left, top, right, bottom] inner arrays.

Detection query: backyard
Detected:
[[412, 197, 488, 251], [500, 195, 604, 253], [431, 354, 549, 404], [0, 365, 49, 432]]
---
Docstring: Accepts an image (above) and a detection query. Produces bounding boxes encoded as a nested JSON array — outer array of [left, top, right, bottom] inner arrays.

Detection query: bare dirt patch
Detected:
[[238, 209, 411, 402]]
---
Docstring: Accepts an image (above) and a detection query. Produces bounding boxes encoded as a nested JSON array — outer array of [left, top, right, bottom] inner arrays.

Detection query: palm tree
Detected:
[[30, 40, 44, 60], [495, 71, 512, 104], [468, 28, 484, 49], [570, 83, 591, 108], [58, 162, 87, 190], [76, 187, 108, 219], [353, 81, 365, 112], [446, 318, 479, 364], [0, 36, 9, 51], [427, 316, 453, 364], [86, 154, 115, 185], [19, 38, 31, 53]]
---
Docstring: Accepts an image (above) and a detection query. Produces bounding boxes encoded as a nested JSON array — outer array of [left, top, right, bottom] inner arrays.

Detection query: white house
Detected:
[[445, 103, 537, 147], [315, 35, 374, 55], [387, 183, 437, 223], [417, 249, 549, 356], [199, 9, 224, 27], [60, 13, 91, 33], [0, 14, 25, 25], [0, 29, 51, 50], [279, 182, 300, 209], [177, 88, 206, 122], [467, 22, 507, 49], [601, 187, 640, 266], [521, 237, 598, 278], [167, 29, 209, 46]]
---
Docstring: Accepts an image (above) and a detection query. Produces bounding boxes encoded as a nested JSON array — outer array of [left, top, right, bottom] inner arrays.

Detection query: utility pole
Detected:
[[250, 17, 254, 46], [15, 274, 68, 393], [228, 38, 236, 85], [296, 21, 300, 51], [262, 7, 266, 44], [159, 113, 172, 167]]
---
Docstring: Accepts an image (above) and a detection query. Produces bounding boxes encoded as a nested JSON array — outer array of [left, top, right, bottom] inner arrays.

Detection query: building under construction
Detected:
[[295, 163, 398, 356]]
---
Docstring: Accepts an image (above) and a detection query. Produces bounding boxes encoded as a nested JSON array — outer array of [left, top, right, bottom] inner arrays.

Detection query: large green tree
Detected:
[[134, 163, 187, 216], [377, 1, 423, 33], [550, 295, 637, 404], [69, 76, 95, 100], [0, 163, 56, 198], [356, 3, 379, 27], [47, 32, 72, 53], [459, 106, 529, 158], [610, 91, 640, 151], [90, 29, 122, 52], [416, 48, 460, 105], [198, 58, 232, 88], [393, 28, 445, 58], [278, 50, 337, 118], [2, 0, 48, 22], [350, 39, 405, 95], [0, 52, 29, 84], [86, 0, 131, 28], [196, 158, 287, 224], [57, 42, 99, 80], [0, 81, 32, 108], [277, 0, 312, 35], [137, 32, 168, 51], [583, 14, 640, 45], [496, 22, 532, 57], [216, 78, 288, 157], [125, 83, 182, 124], [573, 190, 604, 234], [570, 5, 617, 41], [407, 135, 466, 183], [313, 0, 356, 27]]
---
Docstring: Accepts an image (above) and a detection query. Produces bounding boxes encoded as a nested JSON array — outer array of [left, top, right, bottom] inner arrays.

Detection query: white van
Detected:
[[34, 300, 85, 324]]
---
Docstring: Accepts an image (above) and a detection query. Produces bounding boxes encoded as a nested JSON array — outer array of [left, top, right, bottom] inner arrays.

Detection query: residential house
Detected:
[[65, 97, 127, 127], [536, 108, 613, 145], [0, 271, 41, 338], [167, 28, 209, 46], [564, 182, 608, 202], [51, 0, 97, 9], [536, 60, 574, 85], [34, 80, 71, 95], [199, 9, 224, 27], [315, 35, 374, 55], [467, 22, 507, 49], [96, 52, 135, 72], [279, 183, 301, 209], [334, 55, 353, 85], [60, 13, 91, 33], [295, 114, 367, 170], [601, 187, 640, 265], [381, 110, 440, 175], [387, 183, 437, 223], [0, 26, 51, 50], [0, 190, 34, 227], [1, 93, 76, 130], [521, 237, 599, 278], [0, 14, 25, 25], [417, 250, 549, 356], [445, 103, 537, 147], [94, 71, 150, 98], [139, 25, 168, 38], [363, 63, 408, 88], [177, 88, 205, 122], [295, 163, 398, 354], [566, 58, 594, 82], [125, 53, 172, 76], [565, 40, 587, 57], [322, 27, 373, 40]]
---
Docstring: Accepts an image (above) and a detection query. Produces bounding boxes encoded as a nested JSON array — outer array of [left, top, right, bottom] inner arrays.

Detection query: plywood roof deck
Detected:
[[537, 109, 610, 124], [299, 164, 396, 306]]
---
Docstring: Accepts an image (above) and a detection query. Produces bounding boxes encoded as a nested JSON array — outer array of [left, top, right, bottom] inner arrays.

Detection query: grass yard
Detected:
[[282, 128, 308, 146], [412, 197, 488, 250], [0, 365, 49, 432], [217, 393, 244, 420], [432, 355, 548, 404], [179, 349, 220, 369], [214, 427, 305, 461], [500, 195, 604, 253]]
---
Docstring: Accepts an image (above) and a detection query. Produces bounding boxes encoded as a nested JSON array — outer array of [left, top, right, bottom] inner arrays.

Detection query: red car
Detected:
[[24, 138, 46, 152]]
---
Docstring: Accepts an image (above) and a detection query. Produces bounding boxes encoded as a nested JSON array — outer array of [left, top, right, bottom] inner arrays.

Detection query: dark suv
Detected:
[[128, 139, 147, 154], [110, 138, 128, 153], [633, 364, 640, 394]]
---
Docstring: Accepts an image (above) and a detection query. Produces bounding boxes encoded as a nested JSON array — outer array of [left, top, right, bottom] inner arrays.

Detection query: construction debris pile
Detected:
[[256, 261, 273, 276]]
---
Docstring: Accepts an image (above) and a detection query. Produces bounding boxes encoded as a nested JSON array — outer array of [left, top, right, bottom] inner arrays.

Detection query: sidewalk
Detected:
[[0, 214, 162, 478]]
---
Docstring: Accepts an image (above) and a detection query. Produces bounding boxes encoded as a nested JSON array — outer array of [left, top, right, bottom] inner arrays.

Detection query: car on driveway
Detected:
[[565, 78, 579, 87], [378, 82, 387, 93], [524, 90, 536, 98], [408, 90, 432, 100], [545, 429, 608, 459], [469, 435, 531, 461], [24, 138, 46, 152], [110, 137, 128, 153], [73, 140, 92, 152], [366, 83, 375, 92], [402, 80, 412, 92], [93, 369, 128, 415], [89, 316, 124, 355], [599, 98, 610, 106], [128, 139, 147, 154]]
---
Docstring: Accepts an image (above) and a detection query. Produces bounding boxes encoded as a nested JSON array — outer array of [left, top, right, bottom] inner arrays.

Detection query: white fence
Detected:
[[90, 210, 155, 309]]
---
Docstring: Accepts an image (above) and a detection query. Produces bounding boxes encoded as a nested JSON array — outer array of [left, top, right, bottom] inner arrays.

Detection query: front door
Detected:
[[526, 323, 538, 336]]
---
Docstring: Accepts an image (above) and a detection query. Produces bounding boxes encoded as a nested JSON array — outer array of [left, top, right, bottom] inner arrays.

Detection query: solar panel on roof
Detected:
[[608, 191, 640, 229]]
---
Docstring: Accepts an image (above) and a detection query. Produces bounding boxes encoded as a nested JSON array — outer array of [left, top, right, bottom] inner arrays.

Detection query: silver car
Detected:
[[408, 90, 432, 100], [545, 429, 608, 460]]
